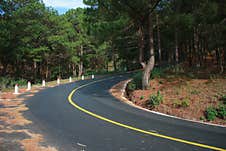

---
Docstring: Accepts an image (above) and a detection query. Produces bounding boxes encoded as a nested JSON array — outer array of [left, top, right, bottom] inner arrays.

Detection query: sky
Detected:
[[42, 0, 86, 14]]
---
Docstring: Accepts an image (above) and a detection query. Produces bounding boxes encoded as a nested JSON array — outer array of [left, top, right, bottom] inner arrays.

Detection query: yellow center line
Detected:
[[67, 78, 226, 151]]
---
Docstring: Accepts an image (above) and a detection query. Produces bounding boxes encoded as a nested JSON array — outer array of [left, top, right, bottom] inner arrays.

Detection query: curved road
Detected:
[[25, 74, 226, 151]]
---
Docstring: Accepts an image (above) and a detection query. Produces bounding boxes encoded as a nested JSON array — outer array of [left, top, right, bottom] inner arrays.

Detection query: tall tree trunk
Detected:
[[175, 28, 179, 64], [224, 48, 226, 71], [138, 25, 145, 68], [156, 14, 162, 64], [113, 55, 117, 71], [216, 48, 223, 73], [78, 45, 83, 77], [72, 64, 76, 77], [194, 27, 199, 67], [187, 41, 192, 67], [45, 65, 49, 80], [34, 61, 37, 81], [112, 47, 117, 71], [142, 13, 155, 90]]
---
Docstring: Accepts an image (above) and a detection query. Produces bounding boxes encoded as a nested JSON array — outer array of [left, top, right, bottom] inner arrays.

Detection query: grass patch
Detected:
[[147, 91, 163, 109], [190, 90, 200, 95], [173, 98, 190, 108]]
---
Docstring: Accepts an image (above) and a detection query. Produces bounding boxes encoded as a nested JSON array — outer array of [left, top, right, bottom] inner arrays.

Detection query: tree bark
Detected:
[[138, 25, 146, 68], [34, 61, 37, 81], [194, 27, 199, 66], [78, 45, 83, 77], [156, 14, 162, 63], [72, 64, 76, 77], [216, 48, 224, 73], [45, 65, 49, 80], [175, 28, 179, 64], [224, 48, 226, 71], [112, 47, 117, 71], [142, 13, 155, 90], [113, 56, 117, 71]]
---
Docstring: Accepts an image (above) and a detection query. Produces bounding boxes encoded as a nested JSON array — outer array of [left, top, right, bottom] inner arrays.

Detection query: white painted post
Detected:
[[69, 77, 72, 82], [91, 74, 94, 79], [42, 80, 46, 87], [27, 81, 31, 90], [82, 75, 84, 80], [57, 78, 60, 85], [13, 84, 19, 94]]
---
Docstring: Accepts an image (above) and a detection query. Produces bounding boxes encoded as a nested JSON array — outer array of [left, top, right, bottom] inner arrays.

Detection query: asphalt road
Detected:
[[25, 74, 226, 151]]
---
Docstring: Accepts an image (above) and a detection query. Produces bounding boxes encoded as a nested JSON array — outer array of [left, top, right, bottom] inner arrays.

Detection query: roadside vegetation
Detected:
[[126, 65, 226, 125]]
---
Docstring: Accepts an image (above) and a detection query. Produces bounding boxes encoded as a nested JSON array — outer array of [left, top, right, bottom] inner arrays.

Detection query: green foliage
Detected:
[[204, 104, 226, 121], [0, 77, 27, 90], [187, 73, 195, 79], [12, 79, 27, 87], [0, 77, 11, 89], [200, 116, 205, 121], [127, 81, 136, 92], [173, 100, 180, 108], [220, 95, 226, 104], [140, 95, 144, 100], [181, 99, 190, 107], [150, 68, 164, 79], [190, 90, 200, 95], [148, 91, 163, 109], [173, 98, 190, 108], [205, 107, 218, 121], [217, 105, 226, 120], [126, 72, 143, 91], [133, 72, 143, 89]]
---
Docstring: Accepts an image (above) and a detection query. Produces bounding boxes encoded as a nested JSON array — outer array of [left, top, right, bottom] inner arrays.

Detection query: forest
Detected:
[[0, 0, 226, 89]]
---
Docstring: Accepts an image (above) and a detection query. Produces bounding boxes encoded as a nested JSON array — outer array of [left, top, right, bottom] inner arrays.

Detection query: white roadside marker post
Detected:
[[57, 78, 60, 85], [27, 81, 31, 90], [69, 77, 72, 82], [42, 80, 46, 87], [91, 74, 94, 79], [82, 75, 84, 80], [13, 84, 19, 94]]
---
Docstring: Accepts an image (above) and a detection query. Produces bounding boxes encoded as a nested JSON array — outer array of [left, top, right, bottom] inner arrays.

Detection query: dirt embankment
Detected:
[[110, 78, 226, 126], [0, 87, 57, 151]]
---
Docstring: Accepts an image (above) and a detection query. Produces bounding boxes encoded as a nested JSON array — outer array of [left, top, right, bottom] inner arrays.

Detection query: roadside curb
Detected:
[[110, 79, 226, 128]]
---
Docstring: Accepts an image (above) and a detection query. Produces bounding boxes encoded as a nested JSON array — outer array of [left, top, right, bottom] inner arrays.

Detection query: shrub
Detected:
[[140, 96, 144, 100], [217, 104, 226, 120], [127, 72, 143, 91], [150, 68, 163, 79], [0, 77, 27, 89], [173, 98, 190, 108], [200, 116, 205, 121], [127, 81, 136, 92], [205, 107, 218, 121], [181, 99, 190, 107], [191, 90, 200, 95], [0, 77, 10, 89], [148, 91, 163, 109], [133, 72, 143, 89], [187, 72, 195, 78], [14, 79, 27, 86], [220, 95, 226, 105], [172, 100, 181, 108]]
